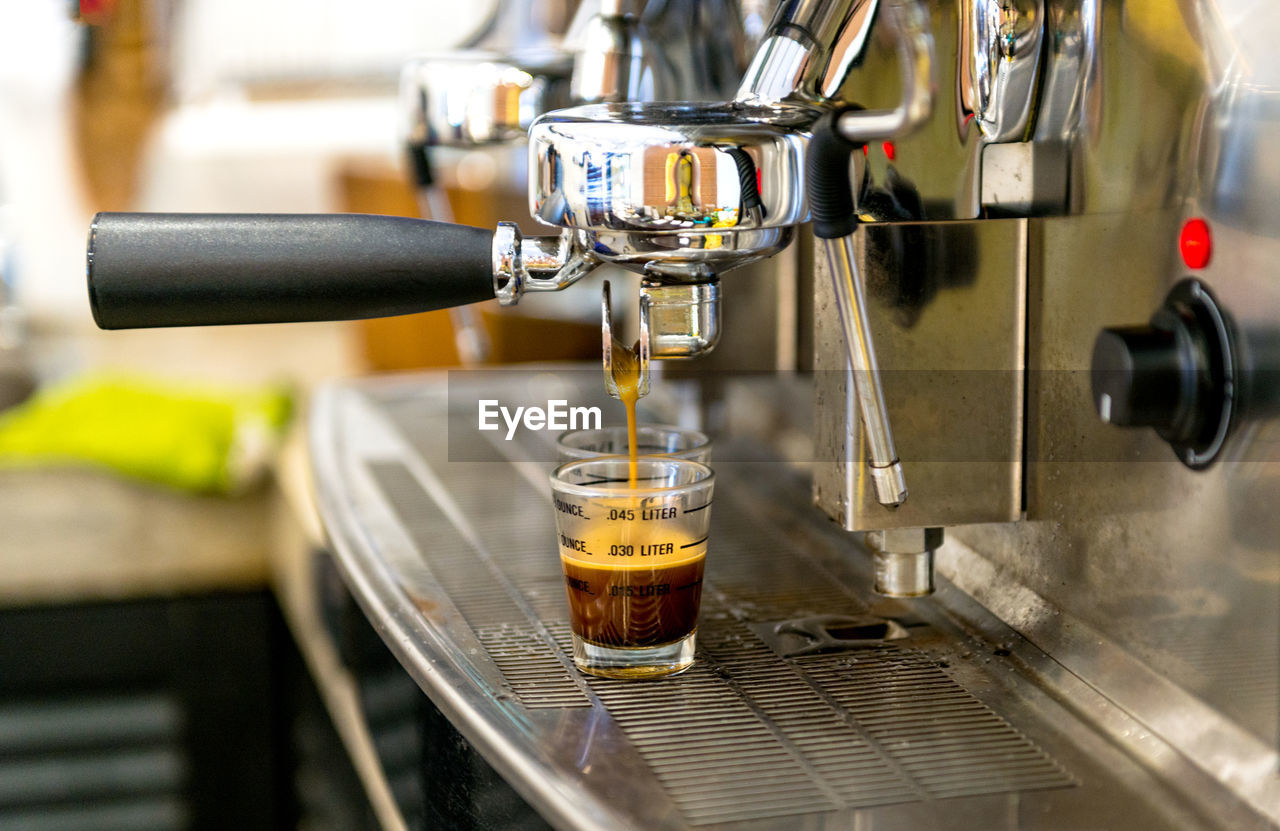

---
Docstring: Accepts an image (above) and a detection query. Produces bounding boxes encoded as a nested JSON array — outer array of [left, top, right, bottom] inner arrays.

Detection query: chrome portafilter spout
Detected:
[[601, 280, 651, 401]]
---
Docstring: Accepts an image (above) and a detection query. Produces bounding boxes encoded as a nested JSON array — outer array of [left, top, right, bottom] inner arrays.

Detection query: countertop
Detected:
[[0, 321, 362, 605]]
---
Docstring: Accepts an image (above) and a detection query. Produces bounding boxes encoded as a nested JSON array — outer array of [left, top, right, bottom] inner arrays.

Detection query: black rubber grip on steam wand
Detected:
[[806, 109, 863, 240], [87, 212, 496, 329]]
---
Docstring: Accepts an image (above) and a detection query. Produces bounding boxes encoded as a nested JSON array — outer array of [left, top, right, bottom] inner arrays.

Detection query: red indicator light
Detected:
[[1179, 218, 1211, 269], [80, 0, 117, 22], [882, 141, 896, 161], [861, 145, 868, 156]]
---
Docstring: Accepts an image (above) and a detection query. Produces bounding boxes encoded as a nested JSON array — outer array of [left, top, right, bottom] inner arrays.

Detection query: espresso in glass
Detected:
[[561, 531, 705, 649], [550, 456, 714, 679]]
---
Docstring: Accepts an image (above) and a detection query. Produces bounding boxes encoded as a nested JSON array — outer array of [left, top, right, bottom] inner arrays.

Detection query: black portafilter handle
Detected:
[[87, 212, 497, 329]]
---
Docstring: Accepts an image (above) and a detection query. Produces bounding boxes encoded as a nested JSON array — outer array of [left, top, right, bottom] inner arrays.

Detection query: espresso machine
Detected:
[[85, 1, 1280, 828]]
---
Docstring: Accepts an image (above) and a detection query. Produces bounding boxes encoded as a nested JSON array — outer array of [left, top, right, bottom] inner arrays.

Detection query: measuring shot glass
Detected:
[[556, 424, 712, 464], [550, 457, 715, 679]]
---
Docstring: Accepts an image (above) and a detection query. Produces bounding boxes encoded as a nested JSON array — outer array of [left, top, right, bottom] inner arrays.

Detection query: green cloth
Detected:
[[0, 374, 293, 494]]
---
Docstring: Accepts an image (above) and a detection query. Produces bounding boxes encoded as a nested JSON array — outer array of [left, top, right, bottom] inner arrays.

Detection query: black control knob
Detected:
[[1091, 325, 1192, 433], [1090, 279, 1236, 469]]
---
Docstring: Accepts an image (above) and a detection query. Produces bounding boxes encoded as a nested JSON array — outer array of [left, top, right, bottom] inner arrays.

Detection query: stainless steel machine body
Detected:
[[804, 0, 1280, 823]]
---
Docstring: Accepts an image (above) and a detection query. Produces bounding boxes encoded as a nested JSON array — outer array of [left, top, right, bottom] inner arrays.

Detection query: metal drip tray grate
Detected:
[[518, 603, 1069, 826], [372, 462, 590, 711], [793, 650, 1074, 800], [477, 623, 590, 710], [313, 383, 1219, 830], [364, 410, 1076, 826]]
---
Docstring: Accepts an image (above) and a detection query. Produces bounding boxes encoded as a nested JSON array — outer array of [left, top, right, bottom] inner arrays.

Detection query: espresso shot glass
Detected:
[[549, 457, 715, 679], [556, 424, 712, 464]]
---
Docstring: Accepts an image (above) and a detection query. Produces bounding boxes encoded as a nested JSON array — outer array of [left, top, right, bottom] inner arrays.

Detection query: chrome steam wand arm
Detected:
[[808, 111, 907, 508]]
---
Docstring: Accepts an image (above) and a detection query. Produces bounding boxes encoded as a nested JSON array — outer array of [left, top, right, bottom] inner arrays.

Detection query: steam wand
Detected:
[[808, 110, 907, 508]]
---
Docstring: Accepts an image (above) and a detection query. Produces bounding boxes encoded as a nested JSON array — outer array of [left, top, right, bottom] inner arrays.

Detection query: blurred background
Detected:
[[0, 1, 598, 828]]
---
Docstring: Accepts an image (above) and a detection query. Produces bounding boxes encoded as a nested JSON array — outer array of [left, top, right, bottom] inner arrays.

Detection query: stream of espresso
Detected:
[[609, 336, 641, 487]]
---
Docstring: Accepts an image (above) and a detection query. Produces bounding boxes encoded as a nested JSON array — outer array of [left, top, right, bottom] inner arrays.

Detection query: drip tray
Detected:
[[311, 378, 1214, 831]]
